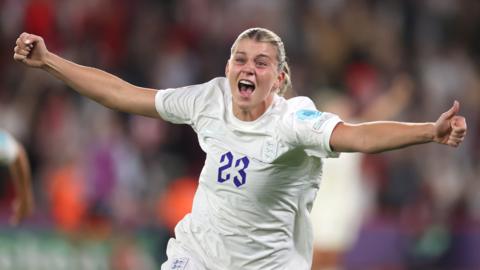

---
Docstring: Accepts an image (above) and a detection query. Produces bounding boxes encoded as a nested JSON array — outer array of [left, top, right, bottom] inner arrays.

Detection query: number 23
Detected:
[[217, 151, 250, 187]]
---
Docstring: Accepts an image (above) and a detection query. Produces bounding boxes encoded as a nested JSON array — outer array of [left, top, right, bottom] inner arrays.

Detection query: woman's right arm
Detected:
[[13, 33, 159, 118]]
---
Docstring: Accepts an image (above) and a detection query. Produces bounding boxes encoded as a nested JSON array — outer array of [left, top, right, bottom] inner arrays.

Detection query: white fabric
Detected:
[[0, 130, 19, 165], [156, 77, 342, 270], [161, 238, 207, 270], [311, 153, 371, 251]]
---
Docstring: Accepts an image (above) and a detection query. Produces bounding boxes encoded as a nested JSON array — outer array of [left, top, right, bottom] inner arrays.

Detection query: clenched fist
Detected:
[[433, 101, 467, 147], [13, 32, 49, 68]]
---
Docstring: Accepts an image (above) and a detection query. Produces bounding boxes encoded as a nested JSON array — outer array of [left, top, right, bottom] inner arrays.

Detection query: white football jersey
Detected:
[[155, 77, 342, 270], [0, 130, 19, 165]]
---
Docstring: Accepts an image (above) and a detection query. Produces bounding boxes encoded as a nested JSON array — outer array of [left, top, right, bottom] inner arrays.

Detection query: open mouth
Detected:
[[238, 79, 255, 98]]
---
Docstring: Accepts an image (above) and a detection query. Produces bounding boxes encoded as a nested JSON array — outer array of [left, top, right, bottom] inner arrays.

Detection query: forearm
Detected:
[[42, 52, 158, 116], [43, 52, 130, 109], [362, 121, 435, 153], [15, 33, 159, 116], [11, 147, 33, 202], [332, 121, 436, 153]]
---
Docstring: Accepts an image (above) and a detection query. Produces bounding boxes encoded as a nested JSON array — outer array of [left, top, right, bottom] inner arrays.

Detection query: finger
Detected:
[[16, 37, 34, 53], [13, 53, 26, 61], [441, 100, 460, 120], [452, 128, 466, 137], [19, 32, 33, 43], [19, 32, 29, 40], [448, 135, 464, 146], [451, 132, 466, 140], [452, 116, 467, 129], [23, 33, 41, 45], [14, 46, 31, 56], [447, 139, 460, 147], [449, 136, 463, 144]]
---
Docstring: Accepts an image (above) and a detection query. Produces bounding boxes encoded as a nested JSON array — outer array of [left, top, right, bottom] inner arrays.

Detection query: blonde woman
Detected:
[[14, 28, 466, 270]]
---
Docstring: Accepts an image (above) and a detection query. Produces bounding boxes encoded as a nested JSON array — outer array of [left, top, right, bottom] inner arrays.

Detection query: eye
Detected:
[[234, 57, 246, 64], [256, 61, 268, 68]]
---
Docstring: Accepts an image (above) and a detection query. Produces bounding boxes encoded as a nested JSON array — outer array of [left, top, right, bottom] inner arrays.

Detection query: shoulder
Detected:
[[276, 96, 319, 122], [0, 130, 19, 165], [286, 96, 317, 110], [271, 96, 318, 141], [189, 77, 229, 107], [276, 96, 341, 137], [155, 77, 229, 111], [157, 77, 228, 95]]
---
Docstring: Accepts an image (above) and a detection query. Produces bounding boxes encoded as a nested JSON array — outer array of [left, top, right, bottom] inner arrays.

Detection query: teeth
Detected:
[[239, 79, 254, 86]]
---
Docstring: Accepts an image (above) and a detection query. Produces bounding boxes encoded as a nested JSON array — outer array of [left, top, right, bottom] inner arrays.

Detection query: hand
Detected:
[[10, 193, 34, 226], [433, 101, 467, 147], [13, 32, 48, 68]]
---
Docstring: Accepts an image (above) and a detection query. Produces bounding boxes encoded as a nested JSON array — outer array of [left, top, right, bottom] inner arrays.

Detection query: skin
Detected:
[[7, 140, 34, 225], [13, 32, 467, 154], [226, 39, 284, 121]]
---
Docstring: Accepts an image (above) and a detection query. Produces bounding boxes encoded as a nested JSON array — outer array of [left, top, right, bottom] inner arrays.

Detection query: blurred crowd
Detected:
[[0, 0, 479, 269]]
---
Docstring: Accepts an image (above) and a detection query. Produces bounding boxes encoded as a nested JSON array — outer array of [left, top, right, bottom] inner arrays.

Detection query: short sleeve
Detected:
[[155, 78, 224, 126], [0, 131, 19, 165], [155, 85, 200, 125], [287, 97, 342, 158]]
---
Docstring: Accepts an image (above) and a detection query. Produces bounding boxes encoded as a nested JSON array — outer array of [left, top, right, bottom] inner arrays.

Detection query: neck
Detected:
[[232, 95, 274, 121]]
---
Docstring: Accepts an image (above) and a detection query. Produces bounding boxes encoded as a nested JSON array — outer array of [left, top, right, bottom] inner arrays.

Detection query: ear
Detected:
[[273, 71, 285, 90], [225, 60, 230, 76]]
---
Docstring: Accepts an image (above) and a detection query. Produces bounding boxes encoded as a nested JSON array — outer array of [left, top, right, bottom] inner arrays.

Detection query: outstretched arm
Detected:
[[330, 101, 467, 153], [13, 33, 159, 118]]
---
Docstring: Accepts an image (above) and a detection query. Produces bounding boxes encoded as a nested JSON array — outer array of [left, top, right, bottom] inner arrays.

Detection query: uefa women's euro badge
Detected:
[[295, 109, 322, 121]]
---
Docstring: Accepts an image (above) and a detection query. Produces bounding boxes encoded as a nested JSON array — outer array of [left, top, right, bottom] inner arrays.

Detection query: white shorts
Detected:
[[161, 238, 207, 270]]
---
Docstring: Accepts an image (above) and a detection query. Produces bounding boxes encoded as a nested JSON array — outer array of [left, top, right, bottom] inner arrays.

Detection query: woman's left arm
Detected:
[[330, 101, 467, 153], [9, 143, 34, 225]]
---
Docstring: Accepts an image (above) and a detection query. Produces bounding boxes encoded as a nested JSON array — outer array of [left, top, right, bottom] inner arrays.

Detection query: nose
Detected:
[[240, 61, 255, 76]]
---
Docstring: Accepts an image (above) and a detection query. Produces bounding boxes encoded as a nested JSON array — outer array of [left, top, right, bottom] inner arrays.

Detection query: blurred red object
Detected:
[[23, 0, 56, 42], [46, 163, 87, 232], [157, 177, 197, 231]]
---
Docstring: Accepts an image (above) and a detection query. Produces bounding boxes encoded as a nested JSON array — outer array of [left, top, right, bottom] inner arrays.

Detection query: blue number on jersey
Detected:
[[217, 151, 249, 187], [217, 151, 233, 183]]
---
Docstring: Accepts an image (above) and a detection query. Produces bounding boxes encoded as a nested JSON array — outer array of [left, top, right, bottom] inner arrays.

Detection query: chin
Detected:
[[232, 97, 252, 108]]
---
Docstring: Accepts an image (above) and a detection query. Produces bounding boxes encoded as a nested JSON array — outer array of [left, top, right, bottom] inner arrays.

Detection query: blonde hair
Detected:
[[230, 28, 292, 96]]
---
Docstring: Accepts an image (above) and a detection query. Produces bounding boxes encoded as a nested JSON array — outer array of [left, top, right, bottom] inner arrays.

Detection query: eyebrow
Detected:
[[234, 51, 273, 61]]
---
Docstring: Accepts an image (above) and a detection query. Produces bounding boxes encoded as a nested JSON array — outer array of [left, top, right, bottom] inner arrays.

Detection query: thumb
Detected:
[[441, 100, 459, 120]]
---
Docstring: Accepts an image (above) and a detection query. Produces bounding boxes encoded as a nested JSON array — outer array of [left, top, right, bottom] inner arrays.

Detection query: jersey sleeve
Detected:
[[287, 97, 342, 158], [155, 84, 202, 125], [155, 77, 226, 126], [0, 131, 19, 165]]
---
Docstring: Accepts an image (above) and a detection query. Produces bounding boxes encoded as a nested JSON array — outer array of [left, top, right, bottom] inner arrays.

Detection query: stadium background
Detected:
[[0, 0, 479, 269]]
